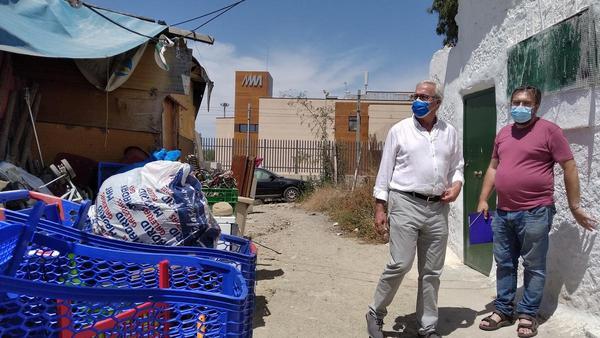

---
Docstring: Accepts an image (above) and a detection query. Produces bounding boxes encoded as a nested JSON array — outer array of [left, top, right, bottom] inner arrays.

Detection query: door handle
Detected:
[[473, 170, 483, 178]]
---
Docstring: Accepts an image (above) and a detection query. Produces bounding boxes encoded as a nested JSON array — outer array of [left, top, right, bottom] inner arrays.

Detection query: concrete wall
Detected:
[[258, 97, 335, 141], [215, 117, 235, 139], [432, 0, 600, 323], [368, 103, 412, 143]]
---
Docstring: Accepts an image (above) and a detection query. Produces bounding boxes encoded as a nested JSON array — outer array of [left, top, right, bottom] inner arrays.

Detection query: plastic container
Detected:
[[203, 188, 238, 207], [0, 203, 249, 337], [97, 161, 126, 189], [0, 190, 257, 337]]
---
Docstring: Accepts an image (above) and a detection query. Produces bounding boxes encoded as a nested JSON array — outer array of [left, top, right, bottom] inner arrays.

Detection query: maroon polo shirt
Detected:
[[492, 118, 573, 211]]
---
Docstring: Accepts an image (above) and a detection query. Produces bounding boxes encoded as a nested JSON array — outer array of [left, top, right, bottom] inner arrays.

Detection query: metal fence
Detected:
[[201, 138, 384, 176]]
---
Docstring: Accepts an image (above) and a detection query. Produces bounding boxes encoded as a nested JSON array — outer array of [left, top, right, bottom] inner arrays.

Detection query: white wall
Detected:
[[215, 117, 234, 139], [368, 103, 412, 143], [432, 0, 600, 323], [258, 98, 335, 141]]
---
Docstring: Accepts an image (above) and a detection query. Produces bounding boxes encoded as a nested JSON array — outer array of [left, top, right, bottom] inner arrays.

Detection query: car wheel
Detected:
[[283, 186, 301, 203]]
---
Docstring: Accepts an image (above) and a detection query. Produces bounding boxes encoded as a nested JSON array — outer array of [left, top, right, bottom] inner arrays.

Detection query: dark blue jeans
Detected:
[[491, 205, 556, 317]]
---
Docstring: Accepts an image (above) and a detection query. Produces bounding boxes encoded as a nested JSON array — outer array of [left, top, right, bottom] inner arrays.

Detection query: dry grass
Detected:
[[302, 180, 385, 243]]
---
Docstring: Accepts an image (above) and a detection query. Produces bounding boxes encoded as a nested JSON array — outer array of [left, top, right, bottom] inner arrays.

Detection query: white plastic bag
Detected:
[[89, 161, 219, 246]]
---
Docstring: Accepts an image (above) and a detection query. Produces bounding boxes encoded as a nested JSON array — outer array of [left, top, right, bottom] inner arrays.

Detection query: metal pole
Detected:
[[352, 90, 361, 191], [220, 102, 229, 118], [24, 88, 44, 166], [246, 103, 251, 157]]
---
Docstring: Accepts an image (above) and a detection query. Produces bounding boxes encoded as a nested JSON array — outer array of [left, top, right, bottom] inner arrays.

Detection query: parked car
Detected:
[[254, 168, 306, 202]]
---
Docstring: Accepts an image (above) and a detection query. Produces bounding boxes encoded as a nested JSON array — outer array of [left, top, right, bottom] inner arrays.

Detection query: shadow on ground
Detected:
[[386, 303, 494, 337], [252, 295, 270, 329], [256, 268, 284, 281], [253, 268, 285, 329]]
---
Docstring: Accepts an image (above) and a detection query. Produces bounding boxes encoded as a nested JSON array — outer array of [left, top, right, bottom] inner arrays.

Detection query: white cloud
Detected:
[[191, 41, 429, 137]]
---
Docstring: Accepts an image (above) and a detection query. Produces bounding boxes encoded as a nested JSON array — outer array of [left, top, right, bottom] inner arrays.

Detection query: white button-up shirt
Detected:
[[373, 116, 464, 202]]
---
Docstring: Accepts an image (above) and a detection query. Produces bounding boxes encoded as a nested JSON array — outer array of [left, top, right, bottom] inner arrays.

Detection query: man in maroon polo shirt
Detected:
[[476, 85, 596, 338]]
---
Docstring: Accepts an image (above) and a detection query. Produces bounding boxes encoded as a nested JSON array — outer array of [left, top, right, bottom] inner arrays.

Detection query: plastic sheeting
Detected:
[[0, 0, 167, 58]]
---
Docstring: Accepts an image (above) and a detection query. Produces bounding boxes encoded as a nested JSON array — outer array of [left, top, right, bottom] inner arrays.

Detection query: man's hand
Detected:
[[374, 209, 388, 235], [477, 200, 490, 219], [561, 160, 597, 231], [571, 207, 598, 231], [374, 200, 389, 241], [441, 182, 462, 203]]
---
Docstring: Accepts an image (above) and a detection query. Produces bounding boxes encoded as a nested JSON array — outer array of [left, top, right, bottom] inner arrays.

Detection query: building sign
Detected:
[[242, 74, 263, 87]]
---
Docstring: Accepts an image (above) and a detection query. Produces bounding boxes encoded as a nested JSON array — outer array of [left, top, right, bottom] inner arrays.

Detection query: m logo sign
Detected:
[[242, 74, 263, 87]]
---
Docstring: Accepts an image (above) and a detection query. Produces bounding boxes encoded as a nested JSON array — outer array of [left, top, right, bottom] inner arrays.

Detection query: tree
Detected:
[[287, 92, 333, 144], [428, 0, 459, 46], [287, 92, 337, 183]]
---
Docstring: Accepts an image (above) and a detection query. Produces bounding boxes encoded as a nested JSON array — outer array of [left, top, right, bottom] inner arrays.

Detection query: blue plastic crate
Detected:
[[0, 202, 249, 337], [0, 190, 257, 337], [97, 162, 127, 190], [0, 189, 91, 229]]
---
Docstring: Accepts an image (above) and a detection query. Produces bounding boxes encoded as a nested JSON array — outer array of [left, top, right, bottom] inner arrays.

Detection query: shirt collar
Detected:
[[412, 114, 440, 131]]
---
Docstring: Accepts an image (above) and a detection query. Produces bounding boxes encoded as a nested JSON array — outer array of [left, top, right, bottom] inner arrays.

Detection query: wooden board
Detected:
[[36, 122, 159, 164], [231, 155, 248, 195]]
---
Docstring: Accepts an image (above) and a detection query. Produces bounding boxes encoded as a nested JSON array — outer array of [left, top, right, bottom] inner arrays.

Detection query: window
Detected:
[[238, 124, 258, 133], [348, 116, 358, 132], [254, 169, 271, 181]]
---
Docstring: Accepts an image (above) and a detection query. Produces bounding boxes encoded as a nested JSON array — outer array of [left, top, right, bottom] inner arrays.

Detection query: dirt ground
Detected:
[[245, 203, 597, 338]]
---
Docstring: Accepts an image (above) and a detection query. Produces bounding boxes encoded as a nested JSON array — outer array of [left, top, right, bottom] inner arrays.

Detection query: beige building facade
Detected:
[[368, 103, 413, 142], [215, 117, 235, 139], [257, 98, 336, 141], [216, 70, 413, 143]]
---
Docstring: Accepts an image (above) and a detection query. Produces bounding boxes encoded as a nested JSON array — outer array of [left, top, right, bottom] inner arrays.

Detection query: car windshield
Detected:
[[256, 169, 278, 180]]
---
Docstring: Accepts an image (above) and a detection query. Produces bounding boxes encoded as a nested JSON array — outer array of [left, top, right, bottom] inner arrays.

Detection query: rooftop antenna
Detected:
[[364, 71, 369, 93], [344, 82, 350, 97]]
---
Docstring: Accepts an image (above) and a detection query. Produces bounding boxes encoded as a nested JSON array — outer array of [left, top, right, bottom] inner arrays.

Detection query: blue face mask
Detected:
[[511, 105, 533, 123], [412, 99, 431, 118]]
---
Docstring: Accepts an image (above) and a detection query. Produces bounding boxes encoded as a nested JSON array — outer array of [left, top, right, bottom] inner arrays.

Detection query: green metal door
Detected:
[[463, 88, 497, 276]]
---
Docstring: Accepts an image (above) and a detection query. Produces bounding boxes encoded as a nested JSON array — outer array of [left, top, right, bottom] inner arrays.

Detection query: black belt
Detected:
[[397, 190, 441, 202]]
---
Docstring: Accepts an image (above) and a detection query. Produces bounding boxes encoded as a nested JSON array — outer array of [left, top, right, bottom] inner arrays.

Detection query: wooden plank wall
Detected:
[[11, 54, 162, 133], [36, 122, 159, 163], [7, 42, 202, 165]]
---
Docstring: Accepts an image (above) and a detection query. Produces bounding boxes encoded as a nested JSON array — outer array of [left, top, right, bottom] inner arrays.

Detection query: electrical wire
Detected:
[[82, 2, 159, 42], [190, 0, 247, 32], [172, 0, 244, 26], [83, 1, 246, 43]]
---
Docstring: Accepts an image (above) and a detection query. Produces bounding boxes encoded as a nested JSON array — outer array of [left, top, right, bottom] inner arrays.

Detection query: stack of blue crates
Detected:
[[0, 190, 257, 337]]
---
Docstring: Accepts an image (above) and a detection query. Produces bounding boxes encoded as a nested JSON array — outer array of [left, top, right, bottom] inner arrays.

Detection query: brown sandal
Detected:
[[479, 311, 515, 331], [516, 314, 539, 338]]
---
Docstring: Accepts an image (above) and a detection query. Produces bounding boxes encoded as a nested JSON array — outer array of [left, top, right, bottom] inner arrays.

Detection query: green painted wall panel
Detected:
[[507, 8, 595, 95]]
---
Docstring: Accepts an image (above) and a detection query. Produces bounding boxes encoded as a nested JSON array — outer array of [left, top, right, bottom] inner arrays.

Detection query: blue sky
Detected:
[[90, 0, 444, 137]]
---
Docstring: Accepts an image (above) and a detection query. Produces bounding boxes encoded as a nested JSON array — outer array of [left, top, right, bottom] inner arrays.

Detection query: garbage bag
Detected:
[[88, 160, 220, 247]]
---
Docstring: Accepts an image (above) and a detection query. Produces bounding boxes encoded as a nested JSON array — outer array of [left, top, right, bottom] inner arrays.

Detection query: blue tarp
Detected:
[[0, 0, 167, 58]]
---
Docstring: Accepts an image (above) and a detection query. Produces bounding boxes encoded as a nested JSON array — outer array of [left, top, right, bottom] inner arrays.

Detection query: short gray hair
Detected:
[[417, 80, 444, 100]]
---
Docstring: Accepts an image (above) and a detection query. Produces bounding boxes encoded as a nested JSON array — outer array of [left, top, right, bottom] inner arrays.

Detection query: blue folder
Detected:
[[468, 212, 493, 244]]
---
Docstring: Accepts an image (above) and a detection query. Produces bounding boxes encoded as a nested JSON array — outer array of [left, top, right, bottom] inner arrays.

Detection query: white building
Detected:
[[431, 0, 600, 329]]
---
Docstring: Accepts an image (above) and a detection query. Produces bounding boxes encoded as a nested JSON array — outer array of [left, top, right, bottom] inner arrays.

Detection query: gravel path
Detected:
[[245, 203, 595, 337]]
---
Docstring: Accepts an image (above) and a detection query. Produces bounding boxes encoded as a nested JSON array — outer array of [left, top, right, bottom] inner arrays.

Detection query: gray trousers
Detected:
[[369, 190, 449, 334]]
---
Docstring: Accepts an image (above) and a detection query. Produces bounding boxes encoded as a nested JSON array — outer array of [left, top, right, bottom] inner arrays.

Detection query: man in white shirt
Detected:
[[366, 80, 464, 338]]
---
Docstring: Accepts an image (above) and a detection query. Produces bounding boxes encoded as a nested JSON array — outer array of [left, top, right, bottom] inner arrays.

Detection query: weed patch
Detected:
[[302, 180, 385, 243]]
